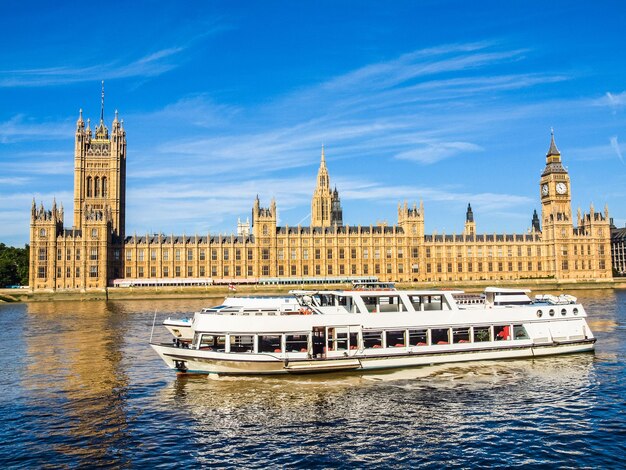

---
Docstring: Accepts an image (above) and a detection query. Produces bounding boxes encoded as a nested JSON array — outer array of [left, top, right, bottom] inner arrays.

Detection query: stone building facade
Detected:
[[29, 95, 613, 291]]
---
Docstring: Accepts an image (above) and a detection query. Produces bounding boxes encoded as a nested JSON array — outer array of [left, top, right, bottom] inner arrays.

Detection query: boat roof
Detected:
[[484, 287, 531, 294]]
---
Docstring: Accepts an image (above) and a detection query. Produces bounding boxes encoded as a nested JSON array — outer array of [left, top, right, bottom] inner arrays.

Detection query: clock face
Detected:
[[542, 184, 549, 196], [556, 182, 567, 194]]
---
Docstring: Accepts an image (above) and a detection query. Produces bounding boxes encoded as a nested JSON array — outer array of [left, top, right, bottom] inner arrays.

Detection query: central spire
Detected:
[[311, 145, 343, 227], [316, 145, 329, 189]]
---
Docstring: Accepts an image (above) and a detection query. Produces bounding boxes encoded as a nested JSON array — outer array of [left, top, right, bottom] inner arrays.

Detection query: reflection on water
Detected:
[[0, 290, 624, 467]]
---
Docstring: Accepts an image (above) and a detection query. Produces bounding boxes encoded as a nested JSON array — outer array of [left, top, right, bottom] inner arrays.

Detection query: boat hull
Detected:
[[151, 340, 595, 376]]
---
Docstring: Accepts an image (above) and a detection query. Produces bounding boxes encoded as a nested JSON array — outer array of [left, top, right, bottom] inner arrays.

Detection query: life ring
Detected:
[[299, 307, 312, 315]]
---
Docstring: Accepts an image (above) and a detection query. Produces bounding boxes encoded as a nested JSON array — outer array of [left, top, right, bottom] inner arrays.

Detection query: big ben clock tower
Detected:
[[539, 130, 573, 277]]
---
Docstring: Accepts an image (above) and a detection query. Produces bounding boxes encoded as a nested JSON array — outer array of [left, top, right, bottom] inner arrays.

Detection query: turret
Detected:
[[464, 203, 476, 236], [531, 209, 541, 232], [398, 200, 424, 237]]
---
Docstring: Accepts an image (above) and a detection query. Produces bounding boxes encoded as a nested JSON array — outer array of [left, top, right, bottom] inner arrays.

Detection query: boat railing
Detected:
[[534, 294, 577, 305], [453, 294, 486, 306]]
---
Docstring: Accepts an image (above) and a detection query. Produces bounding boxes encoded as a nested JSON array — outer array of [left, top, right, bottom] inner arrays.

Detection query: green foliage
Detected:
[[0, 243, 29, 287]]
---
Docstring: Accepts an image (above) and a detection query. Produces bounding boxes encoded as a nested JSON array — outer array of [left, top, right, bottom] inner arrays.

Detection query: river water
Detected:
[[0, 289, 624, 468]]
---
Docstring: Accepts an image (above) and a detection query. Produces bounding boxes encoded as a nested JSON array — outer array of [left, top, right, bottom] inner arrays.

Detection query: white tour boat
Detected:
[[151, 287, 596, 376]]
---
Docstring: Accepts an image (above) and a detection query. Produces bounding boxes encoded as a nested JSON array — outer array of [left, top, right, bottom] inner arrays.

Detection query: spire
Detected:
[[95, 81, 109, 139], [547, 128, 560, 156], [321, 144, 326, 165], [532, 209, 541, 232], [100, 80, 105, 124], [466, 203, 474, 223], [77, 108, 84, 127]]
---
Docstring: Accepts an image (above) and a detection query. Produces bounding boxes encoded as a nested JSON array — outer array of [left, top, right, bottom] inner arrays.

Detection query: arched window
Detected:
[[87, 177, 93, 197], [94, 177, 100, 197], [263, 224, 268, 235], [102, 177, 108, 197]]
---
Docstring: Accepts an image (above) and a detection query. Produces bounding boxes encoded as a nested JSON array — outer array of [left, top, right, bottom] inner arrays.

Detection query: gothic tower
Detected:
[[540, 130, 572, 242], [73, 82, 126, 241], [311, 146, 343, 227]]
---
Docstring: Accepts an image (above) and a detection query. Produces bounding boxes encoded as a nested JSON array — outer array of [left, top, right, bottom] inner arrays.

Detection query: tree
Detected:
[[0, 243, 29, 287]]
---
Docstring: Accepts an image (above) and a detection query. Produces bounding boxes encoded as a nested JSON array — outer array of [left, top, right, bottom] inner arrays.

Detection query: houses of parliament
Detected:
[[29, 93, 614, 291]]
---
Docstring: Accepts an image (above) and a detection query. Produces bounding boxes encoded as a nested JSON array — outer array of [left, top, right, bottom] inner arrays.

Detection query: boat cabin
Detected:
[[291, 289, 463, 314], [484, 287, 532, 307]]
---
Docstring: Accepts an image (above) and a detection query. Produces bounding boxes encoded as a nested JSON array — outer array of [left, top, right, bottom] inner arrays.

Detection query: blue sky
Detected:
[[1, 1, 625, 247]]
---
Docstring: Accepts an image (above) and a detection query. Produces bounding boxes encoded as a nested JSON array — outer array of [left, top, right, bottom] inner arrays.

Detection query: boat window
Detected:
[[285, 334, 308, 353], [385, 330, 405, 347], [364, 296, 377, 313], [379, 296, 403, 313], [198, 334, 214, 349], [198, 334, 226, 351], [494, 325, 511, 341], [408, 329, 428, 346], [409, 295, 422, 311], [513, 325, 529, 340], [424, 295, 443, 311], [327, 328, 349, 351], [452, 327, 470, 344], [259, 335, 282, 353], [349, 332, 359, 350], [230, 335, 255, 353], [473, 326, 491, 342], [431, 328, 449, 345], [363, 330, 383, 348]]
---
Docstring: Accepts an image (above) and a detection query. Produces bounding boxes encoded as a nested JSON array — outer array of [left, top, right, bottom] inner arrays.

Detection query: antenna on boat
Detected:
[[150, 309, 157, 343]]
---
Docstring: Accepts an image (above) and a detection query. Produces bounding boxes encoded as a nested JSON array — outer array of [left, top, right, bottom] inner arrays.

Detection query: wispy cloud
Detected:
[[0, 115, 72, 143], [602, 91, 626, 113], [610, 136, 625, 164], [395, 142, 483, 164], [0, 47, 186, 87], [0, 177, 30, 185], [0, 151, 74, 175], [137, 42, 569, 181]]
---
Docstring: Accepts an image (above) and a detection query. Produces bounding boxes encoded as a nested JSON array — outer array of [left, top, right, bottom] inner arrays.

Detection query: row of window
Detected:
[[86, 176, 108, 198], [426, 261, 543, 273], [126, 262, 416, 279], [193, 324, 529, 354], [124, 247, 416, 262], [39, 248, 100, 262], [37, 266, 98, 279]]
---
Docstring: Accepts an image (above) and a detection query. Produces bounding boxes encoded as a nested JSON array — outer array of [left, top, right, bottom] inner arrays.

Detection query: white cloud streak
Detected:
[[610, 136, 625, 164], [0, 47, 186, 87], [0, 115, 73, 143]]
